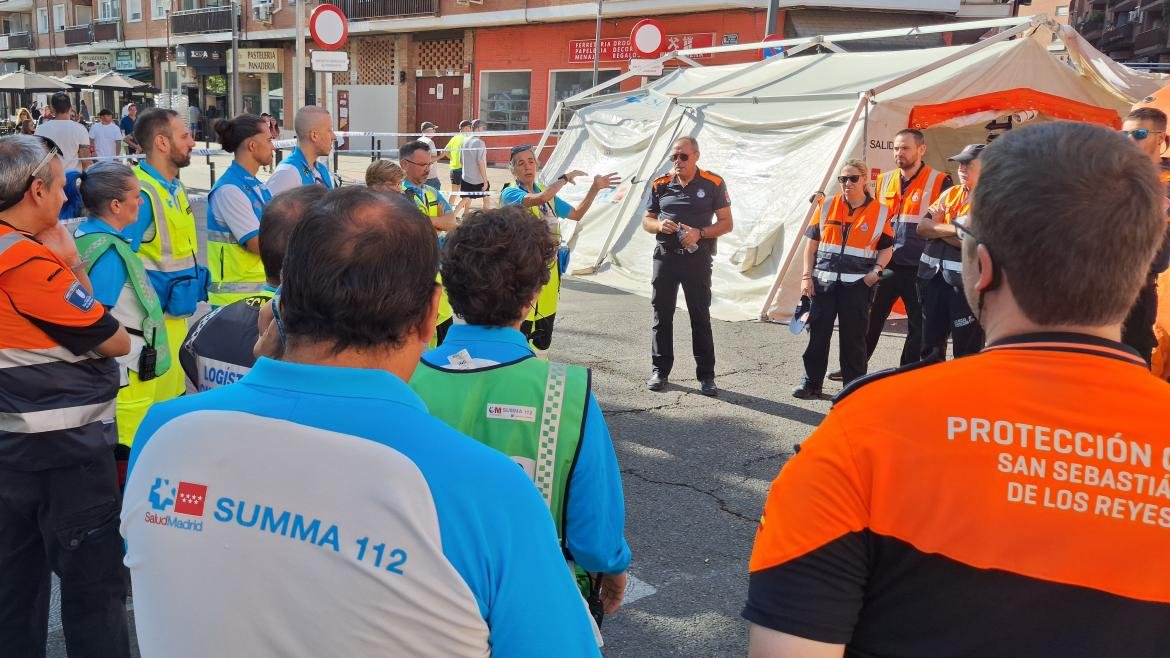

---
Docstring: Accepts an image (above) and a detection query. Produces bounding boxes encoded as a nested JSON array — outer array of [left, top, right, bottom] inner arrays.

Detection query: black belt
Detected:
[[126, 327, 144, 337]]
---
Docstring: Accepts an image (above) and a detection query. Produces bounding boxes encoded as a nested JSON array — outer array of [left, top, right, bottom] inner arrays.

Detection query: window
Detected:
[[1056, 5, 1069, 16], [52, 4, 65, 31], [479, 71, 531, 133], [549, 69, 620, 127], [37, 7, 48, 33], [128, 0, 143, 21], [153, 0, 168, 20], [99, 0, 120, 20]]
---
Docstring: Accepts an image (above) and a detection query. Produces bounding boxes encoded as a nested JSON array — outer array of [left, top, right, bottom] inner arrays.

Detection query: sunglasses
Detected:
[[1121, 128, 1165, 141], [669, 153, 690, 162], [837, 175, 862, 184], [0, 135, 63, 212], [952, 216, 976, 241]]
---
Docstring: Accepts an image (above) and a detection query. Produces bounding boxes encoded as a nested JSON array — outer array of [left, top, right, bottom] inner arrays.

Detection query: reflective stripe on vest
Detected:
[[207, 162, 270, 303], [917, 185, 968, 284], [0, 399, 116, 433], [812, 195, 890, 288], [504, 180, 562, 323], [403, 182, 453, 328], [135, 166, 197, 274], [880, 167, 946, 224]]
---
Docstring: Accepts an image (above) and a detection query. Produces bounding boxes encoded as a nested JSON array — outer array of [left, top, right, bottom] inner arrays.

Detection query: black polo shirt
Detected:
[[648, 169, 730, 255]]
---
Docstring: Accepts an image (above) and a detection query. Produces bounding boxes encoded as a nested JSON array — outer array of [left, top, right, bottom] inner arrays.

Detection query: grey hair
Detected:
[[674, 135, 700, 152], [293, 106, 331, 140], [0, 135, 55, 204], [80, 161, 138, 217]]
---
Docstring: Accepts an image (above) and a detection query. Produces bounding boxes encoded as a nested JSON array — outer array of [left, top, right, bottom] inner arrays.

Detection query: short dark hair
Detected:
[[459, 120, 472, 129], [972, 121, 1164, 326], [260, 186, 327, 284], [1126, 107, 1168, 131], [50, 92, 71, 115], [214, 114, 267, 153], [134, 108, 179, 154], [399, 140, 431, 161], [280, 187, 438, 352], [98, 109, 113, 117], [896, 129, 925, 145], [441, 207, 556, 326]]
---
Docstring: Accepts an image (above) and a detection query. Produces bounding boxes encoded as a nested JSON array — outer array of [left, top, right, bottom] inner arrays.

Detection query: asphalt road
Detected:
[[46, 184, 909, 657]]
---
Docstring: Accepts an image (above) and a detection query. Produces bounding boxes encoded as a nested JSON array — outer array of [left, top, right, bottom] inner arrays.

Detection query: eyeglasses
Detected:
[[669, 153, 690, 162], [837, 175, 862, 184], [1121, 128, 1165, 141], [270, 287, 287, 349], [0, 135, 63, 213], [952, 216, 976, 241], [402, 158, 431, 168]]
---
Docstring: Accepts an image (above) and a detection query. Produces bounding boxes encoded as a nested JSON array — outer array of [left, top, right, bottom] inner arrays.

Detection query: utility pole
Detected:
[[766, 0, 780, 35], [230, 0, 240, 116], [294, 0, 306, 110], [592, 0, 603, 87]]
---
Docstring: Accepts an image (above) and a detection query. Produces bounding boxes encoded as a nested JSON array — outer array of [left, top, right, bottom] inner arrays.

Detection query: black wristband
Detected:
[[557, 174, 568, 183]]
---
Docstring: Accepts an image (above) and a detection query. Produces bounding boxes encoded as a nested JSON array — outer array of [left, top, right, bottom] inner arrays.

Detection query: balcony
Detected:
[[334, 0, 436, 21], [1134, 26, 1169, 52], [170, 6, 233, 35], [1078, 16, 1105, 40], [63, 24, 91, 46], [0, 0, 35, 12], [0, 30, 34, 50], [93, 17, 120, 41], [1100, 22, 1135, 48]]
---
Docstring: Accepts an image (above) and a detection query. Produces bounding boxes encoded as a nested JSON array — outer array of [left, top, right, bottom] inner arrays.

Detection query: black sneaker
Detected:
[[827, 370, 844, 382], [792, 383, 823, 400], [699, 378, 718, 396], [646, 371, 668, 391]]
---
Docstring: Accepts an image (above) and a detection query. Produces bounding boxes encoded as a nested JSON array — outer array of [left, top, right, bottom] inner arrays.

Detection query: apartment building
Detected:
[[1071, 0, 1166, 63], [0, 0, 1019, 146]]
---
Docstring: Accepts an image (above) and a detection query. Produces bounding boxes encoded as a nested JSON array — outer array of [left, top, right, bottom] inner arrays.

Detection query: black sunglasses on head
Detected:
[[0, 135, 63, 213], [837, 174, 862, 184], [669, 153, 690, 162]]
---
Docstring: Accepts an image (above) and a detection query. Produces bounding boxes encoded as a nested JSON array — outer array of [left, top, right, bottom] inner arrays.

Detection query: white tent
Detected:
[[538, 15, 1165, 321]]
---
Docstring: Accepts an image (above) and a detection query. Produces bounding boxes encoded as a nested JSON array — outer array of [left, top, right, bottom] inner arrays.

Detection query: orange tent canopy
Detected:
[[1133, 80, 1170, 117], [908, 88, 1122, 130]]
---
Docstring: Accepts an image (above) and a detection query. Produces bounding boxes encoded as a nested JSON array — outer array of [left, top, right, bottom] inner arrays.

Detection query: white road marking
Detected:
[[624, 572, 658, 606]]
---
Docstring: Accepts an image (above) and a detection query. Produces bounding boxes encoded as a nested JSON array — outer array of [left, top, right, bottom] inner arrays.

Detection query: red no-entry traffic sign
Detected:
[[630, 19, 666, 59], [310, 4, 349, 51]]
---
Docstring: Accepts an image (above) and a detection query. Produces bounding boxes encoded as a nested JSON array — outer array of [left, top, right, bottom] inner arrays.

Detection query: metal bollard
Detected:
[[374, 139, 382, 162], [333, 147, 339, 174], [209, 161, 217, 187]]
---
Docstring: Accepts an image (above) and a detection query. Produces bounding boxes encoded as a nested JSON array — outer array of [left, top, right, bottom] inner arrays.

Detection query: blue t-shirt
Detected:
[[500, 183, 572, 218], [122, 358, 598, 657], [422, 324, 632, 575], [74, 217, 130, 308], [119, 115, 134, 137]]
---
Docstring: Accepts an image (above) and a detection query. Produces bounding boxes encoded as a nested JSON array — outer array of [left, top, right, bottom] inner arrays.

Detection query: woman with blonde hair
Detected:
[[793, 158, 895, 399], [365, 160, 405, 193]]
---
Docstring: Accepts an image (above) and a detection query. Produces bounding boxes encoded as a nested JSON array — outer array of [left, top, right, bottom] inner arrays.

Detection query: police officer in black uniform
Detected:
[[642, 136, 734, 396]]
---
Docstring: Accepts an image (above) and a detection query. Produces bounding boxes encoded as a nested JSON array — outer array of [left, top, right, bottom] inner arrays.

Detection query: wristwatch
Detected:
[[557, 174, 569, 183]]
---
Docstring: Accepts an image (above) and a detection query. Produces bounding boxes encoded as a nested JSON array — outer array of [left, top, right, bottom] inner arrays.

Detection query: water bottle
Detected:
[[678, 226, 699, 254]]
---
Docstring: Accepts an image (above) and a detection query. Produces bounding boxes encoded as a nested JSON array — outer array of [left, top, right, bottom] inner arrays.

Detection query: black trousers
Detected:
[[865, 263, 924, 366], [803, 280, 873, 389], [521, 314, 557, 352], [921, 275, 985, 360], [1121, 278, 1158, 365], [0, 454, 130, 658], [651, 250, 715, 380]]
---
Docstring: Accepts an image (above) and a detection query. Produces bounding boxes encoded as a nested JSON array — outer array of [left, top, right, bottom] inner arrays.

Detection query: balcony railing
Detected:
[[63, 24, 91, 46], [0, 30, 34, 51], [93, 17, 120, 41], [1134, 26, 1168, 51], [170, 6, 233, 35], [1100, 22, 1135, 48], [334, 0, 436, 21]]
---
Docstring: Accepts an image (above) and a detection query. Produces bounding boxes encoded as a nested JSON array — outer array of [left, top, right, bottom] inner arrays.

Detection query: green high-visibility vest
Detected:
[[75, 232, 171, 377], [410, 355, 591, 593]]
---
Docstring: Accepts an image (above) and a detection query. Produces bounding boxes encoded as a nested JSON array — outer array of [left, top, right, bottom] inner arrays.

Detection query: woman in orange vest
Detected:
[[794, 159, 895, 399]]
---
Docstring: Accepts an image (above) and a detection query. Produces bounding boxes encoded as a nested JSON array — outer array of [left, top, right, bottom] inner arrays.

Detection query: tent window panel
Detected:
[[549, 69, 620, 128], [480, 71, 531, 133]]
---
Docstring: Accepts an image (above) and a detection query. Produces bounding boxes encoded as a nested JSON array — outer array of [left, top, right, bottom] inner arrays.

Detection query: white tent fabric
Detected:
[[542, 18, 1165, 322]]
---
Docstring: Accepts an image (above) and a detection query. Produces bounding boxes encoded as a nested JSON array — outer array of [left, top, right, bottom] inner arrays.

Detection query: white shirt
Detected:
[[89, 122, 123, 159], [36, 119, 92, 171], [209, 186, 260, 243], [265, 161, 325, 196], [418, 135, 438, 158]]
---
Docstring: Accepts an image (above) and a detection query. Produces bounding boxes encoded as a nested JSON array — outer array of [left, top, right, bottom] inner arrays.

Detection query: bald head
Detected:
[[293, 106, 335, 159]]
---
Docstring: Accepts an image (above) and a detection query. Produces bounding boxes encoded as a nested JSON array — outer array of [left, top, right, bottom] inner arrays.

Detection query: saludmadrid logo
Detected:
[[145, 477, 210, 532]]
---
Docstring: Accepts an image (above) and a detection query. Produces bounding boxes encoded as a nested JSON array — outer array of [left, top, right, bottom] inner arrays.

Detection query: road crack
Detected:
[[622, 469, 757, 524]]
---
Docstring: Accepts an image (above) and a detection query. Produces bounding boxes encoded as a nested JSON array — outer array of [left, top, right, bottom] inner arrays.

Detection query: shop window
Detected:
[[480, 71, 531, 133], [37, 7, 48, 33], [128, 0, 142, 21], [549, 69, 620, 128]]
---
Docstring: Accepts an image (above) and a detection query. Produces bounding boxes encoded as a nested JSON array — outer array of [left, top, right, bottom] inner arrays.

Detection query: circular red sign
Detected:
[[630, 19, 666, 59], [310, 4, 349, 51]]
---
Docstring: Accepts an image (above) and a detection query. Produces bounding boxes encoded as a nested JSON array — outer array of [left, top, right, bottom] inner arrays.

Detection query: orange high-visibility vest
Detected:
[[810, 194, 892, 292]]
